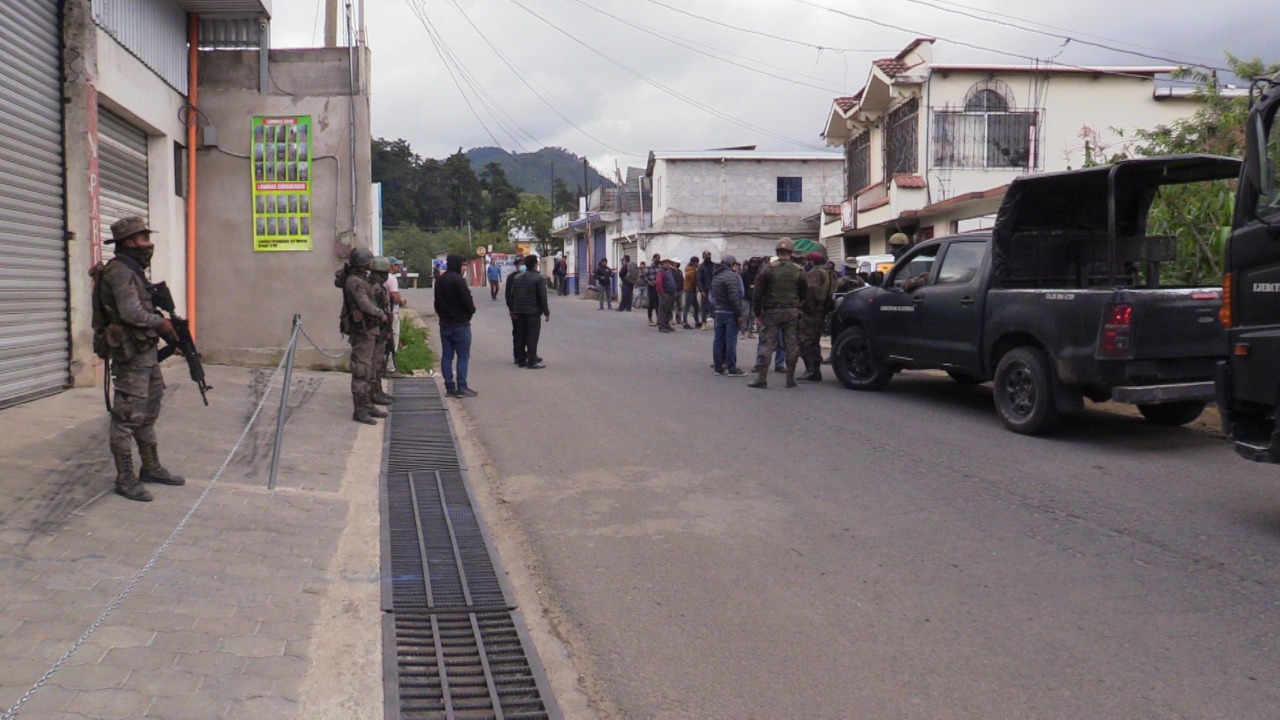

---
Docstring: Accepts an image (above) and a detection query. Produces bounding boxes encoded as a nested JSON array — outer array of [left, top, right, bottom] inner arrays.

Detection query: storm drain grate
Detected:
[[383, 378, 557, 719]]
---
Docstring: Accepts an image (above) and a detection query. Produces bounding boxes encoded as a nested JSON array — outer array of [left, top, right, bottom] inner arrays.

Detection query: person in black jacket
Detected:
[[434, 254, 478, 397], [507, 255, 551, 368]]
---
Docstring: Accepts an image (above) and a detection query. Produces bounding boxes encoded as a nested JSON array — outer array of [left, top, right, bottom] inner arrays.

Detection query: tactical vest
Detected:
[[763, 260, 803, 308], [90, 258, 159, 362]]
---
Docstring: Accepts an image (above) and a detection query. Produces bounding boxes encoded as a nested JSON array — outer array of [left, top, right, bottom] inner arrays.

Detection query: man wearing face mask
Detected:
[[92, 217, 183, 502]]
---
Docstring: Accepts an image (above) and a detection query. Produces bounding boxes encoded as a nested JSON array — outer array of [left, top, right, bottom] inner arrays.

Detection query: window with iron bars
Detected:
[[884, 97, 919, 179], [932, 108, 1039, 169], [846, 130, 870, 194]]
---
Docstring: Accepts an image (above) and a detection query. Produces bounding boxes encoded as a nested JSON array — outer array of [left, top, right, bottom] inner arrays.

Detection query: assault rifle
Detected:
[[148, 282, 212, 406]]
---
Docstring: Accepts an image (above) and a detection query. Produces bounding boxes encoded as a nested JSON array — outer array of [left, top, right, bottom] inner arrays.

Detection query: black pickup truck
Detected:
[[830, 155, 1241, 435], [1217, 74, 1280, 462]]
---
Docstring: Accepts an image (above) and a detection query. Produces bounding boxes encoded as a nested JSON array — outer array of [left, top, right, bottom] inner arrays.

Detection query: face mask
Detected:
[[118, 244, 154, 268]]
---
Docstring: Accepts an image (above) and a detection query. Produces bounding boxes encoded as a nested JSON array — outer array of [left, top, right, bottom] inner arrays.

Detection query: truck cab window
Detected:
[[936, 242, 986, 284], [888, 245, 939, 289], [1258, 105, 1280, 219]]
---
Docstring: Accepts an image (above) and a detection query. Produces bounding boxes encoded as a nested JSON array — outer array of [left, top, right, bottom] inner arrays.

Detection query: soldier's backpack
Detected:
[[626, 262, 640, 285], [335, 265, 353, 336]]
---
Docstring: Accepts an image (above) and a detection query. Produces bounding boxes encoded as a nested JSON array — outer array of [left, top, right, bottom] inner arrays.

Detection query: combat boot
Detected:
[[799, 366, 823, 382], [138, 443, 186, 486], [371, 382, 395, 405], [785, 367, 798, 388], [365, 392, 389, 418], [113, 451, 153, 502], [352, 393, 378, 425]]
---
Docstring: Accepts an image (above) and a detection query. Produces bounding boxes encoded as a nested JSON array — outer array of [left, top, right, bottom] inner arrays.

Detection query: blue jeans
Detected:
[[439, 323, 472, 390], [713, 310, 739, 372]]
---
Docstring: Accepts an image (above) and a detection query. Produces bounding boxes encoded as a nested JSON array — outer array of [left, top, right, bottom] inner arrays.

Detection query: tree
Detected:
[[502, 194, 556, 257], [1130, 55, 1280, 285], [383, 223, 444, 278], [442, 149, 484, 228], [551, 176, 575, 212], [479, 162, 522, 231], [371, 138, 422, 227]]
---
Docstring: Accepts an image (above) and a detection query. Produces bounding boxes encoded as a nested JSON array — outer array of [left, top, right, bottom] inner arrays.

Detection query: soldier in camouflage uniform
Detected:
[[341, 247, 388, 424], [798, 250, 837, 382], [748, 238, 809, 389], [368, 256, 395, 407], [91, 217, 186, 502]]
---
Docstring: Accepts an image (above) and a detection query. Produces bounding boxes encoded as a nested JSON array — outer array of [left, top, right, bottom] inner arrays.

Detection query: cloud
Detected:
[[268, 0, 1270, 174]]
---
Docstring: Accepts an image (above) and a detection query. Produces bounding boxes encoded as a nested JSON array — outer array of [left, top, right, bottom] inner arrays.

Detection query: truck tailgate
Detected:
[[1126, 287, 1224, 360]]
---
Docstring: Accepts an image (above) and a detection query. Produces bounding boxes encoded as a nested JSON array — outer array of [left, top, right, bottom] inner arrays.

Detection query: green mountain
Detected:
[[465, 146, 614, 197]]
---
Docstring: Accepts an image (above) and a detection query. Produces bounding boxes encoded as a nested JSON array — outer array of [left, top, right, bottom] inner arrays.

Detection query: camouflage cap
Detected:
[[371, 256, 392, 272], [776, 237, 794, 253], [107, 216, 153, 245]]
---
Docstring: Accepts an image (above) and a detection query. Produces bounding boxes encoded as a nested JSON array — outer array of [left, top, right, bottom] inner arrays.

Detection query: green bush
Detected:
[[395, 316, 435, 373]]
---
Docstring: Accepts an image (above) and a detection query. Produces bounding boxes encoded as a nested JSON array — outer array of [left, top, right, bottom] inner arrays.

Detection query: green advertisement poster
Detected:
[[251, 116, 313, 251]]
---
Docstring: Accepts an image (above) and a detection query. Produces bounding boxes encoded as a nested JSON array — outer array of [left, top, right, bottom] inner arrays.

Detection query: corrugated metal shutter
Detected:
[[0, 0, 69, 408], [619, 240, 638, 265], [98, 107, 149, 259]]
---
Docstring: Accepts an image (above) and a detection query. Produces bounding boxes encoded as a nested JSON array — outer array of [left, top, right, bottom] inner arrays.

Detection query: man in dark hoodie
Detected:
[[507, 254, 551, 368], [434, 254, 478, 397], [710, 253, 747, 376]]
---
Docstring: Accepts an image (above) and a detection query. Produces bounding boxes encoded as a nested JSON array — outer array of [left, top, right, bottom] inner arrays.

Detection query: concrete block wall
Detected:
[[653, 158, 844, 235]]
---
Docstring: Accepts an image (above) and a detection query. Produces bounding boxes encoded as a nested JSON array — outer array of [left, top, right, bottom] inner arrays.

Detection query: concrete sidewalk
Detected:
[[0, 363, 384, 719]]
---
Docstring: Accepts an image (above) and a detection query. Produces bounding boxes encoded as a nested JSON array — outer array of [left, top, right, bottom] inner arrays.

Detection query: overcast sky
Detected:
[[266, 0, 1271, 176]]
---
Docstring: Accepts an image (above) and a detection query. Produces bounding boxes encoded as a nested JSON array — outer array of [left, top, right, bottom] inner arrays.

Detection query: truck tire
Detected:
[[1137, 400, 1206, 427], [946, 371, 982, 385], [832, 325, 893, 391], [993, 347, 1062, 435]]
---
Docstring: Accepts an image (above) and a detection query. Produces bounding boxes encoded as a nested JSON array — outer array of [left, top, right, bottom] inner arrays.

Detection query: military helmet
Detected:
[[776, 237, 795, 253], [371, 256, 392, 272], [349, 247, 374, 267], [888, 232, 910, 247]]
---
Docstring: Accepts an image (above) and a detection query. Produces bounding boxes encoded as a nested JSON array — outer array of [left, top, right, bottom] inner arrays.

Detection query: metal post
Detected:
[[268, 315, 301, 490]]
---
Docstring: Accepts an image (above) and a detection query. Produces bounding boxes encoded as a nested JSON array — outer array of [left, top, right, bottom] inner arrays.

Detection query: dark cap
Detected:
[[106, 216, 153, 245]]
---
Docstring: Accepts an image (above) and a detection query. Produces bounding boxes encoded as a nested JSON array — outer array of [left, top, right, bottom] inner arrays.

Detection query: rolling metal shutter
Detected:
[[98, 106, 149, 259], [0, 0, 69, 408]]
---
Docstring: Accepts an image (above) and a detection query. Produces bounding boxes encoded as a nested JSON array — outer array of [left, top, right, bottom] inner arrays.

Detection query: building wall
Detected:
[[652, 158, 844, 234], [195, 47, 373, 367], [63, 0, 191, 388]]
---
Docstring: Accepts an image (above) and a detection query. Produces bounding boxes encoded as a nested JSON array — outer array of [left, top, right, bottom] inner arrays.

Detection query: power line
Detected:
[[789, 0, 1207, 86], [504, 0, 832, 152], [640, 0, 894, 55], [555, 0, 850, 95], [434, 0, 640, 156], [899, 0, 1229, 72]]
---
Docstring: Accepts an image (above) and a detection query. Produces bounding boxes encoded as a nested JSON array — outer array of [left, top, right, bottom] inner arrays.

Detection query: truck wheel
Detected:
[[946, 371, 982, 385], [833, 326, 893, 391], [1137, 400, 1206, 427], [993, 347, 1061, 435]]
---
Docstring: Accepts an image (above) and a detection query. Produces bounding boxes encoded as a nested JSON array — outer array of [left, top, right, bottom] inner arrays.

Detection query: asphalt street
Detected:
[[406, 284, 1280, 719]]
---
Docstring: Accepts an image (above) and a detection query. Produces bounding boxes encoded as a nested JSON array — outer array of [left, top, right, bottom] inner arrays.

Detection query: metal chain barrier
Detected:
[[298, 321, 348, 360], [1, 323, 298, 720]]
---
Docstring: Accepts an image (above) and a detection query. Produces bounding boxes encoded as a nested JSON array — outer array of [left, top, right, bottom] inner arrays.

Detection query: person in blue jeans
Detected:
[[433, 254, 478, 397], [709, 254, 747, 376], [486, 260, 502, 300]]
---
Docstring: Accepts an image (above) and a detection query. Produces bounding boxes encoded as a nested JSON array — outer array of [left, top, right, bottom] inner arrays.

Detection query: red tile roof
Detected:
[[893, 174, 927, 189], [821, 204, 842, 215], [874, 58, 909, 77], [860, 197, 890, 212], [898, 184, 1009, 219]]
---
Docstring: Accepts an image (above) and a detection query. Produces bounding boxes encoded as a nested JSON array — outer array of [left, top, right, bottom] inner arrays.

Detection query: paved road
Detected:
[[407, 285, 1280, 719]]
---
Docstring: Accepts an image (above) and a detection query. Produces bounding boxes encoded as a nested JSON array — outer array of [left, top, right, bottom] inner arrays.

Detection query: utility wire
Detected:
[[505, 0, 832, 152], [640, 0, 894, 55], [918, 0, 1224, 69], [555, 0, 849, 94], [405, 1, 538, 151], [900, 0, 1228, 72], [790, 0, 1206, 86], [433, 0, 639, 156]]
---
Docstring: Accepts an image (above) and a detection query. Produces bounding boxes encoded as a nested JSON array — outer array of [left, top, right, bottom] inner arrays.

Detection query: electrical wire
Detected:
[[790, 0, 1206, 86], [899, 0, 1228, 72], [640, 0, 894, 55], [426, 0, 638, 156], [554, 0, 849, 94], [504, 0, 832, 152]]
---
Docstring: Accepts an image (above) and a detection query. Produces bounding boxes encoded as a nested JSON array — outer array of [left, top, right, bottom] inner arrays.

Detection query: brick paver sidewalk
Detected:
[[0, 364, 382, 719]]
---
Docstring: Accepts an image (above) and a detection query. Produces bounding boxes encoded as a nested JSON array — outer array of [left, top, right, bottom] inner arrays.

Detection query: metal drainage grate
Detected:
[[382, 378, 557, 719]]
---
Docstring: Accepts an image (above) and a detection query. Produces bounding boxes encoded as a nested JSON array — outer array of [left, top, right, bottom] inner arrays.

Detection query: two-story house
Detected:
[[820, 38, 1213, 260], [551, 167, 650, 294], [642, 149, 844, 265]]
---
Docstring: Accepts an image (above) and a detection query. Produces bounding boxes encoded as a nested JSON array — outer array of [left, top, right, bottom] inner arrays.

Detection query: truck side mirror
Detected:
[[869, 271, 885, 287]]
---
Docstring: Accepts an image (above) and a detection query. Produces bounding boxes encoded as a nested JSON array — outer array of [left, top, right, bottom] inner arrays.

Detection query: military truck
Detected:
[[830, 155, 1241, 435], [1217, 74, 1280, 462]]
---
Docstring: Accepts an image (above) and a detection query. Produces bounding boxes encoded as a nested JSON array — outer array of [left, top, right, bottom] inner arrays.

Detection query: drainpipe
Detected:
[[186, 13, 199, 337]]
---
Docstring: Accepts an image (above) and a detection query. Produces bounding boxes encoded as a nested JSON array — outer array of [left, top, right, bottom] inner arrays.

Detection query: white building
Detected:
[[551, 168, 650, 294], [642, 150, 845, 264], [820, 38, 1217, 260]]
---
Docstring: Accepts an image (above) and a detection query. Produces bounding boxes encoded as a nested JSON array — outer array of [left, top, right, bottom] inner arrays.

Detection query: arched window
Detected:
[[965, 89, 1009, 112]]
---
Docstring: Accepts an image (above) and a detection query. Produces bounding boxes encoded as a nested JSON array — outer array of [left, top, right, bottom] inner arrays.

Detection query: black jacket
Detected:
[[433, 271, 475, 325], [507, 269, 550, 315]]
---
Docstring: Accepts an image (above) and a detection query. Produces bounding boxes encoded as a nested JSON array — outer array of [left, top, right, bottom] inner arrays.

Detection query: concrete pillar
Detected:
[[62, 0, 100, 389]]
